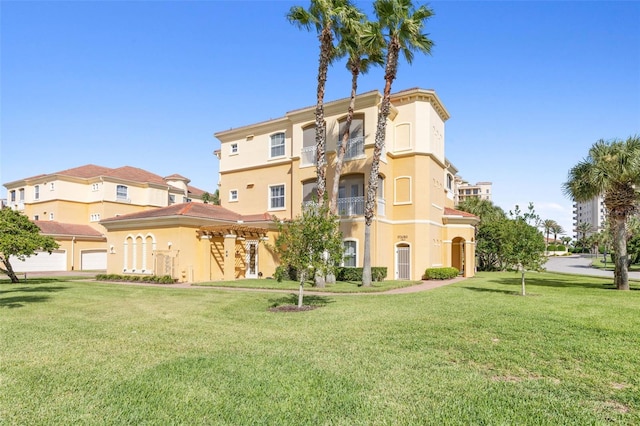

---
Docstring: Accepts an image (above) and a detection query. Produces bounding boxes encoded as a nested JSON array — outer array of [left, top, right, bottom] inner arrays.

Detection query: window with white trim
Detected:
[[90, 213, 101, 222], [169, 194, 176, 205], [10, 190, 15, 202], [270, 133, 285, 158], [34, 185, 40, 200], [269, 184, 285, 210], [343, 240, 357, 267], [18, 188, 24, 201], [229, 190, 238, 202], [92, 183, 100, 191], [50, 182, 55, 191], [231, 143, 238, 154], [49, 212, 54, 221], [34, 215, 39, 221], [116, 185, 128, 200]]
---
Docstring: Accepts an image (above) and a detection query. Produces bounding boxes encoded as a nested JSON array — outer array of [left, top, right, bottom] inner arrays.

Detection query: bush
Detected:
[[424, 267, 459, 280], [547, 244, 566, 252], [94, 274, 177, 284], [335, 267, 387, 282]]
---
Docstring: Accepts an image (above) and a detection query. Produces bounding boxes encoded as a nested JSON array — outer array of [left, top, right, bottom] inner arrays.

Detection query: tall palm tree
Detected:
[[563, 135, 640, 290], [551, 222, 565, 243], [288, 0, 358, 202], [542, 219, 557, 253], [361, 0, 434, 286], [575, 221, 594, 250], [329, 18, 384, 215]]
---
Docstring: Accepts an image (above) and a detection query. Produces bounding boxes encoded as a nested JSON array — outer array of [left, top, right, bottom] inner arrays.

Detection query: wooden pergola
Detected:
[[197, 224, 268, 240]]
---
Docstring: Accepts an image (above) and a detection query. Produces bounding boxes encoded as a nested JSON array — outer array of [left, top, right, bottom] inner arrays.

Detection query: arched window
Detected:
[[270, 133, 285, 158]]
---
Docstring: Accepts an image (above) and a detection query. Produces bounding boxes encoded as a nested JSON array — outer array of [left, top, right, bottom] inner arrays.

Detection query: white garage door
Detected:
[[81, 250, 107, 270], [10, 250, 67, 272]]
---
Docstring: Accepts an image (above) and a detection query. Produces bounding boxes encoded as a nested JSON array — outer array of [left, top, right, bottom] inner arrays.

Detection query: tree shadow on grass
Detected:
[[268, 293, 336, 310], [0, 285, 68, 308], [465, 274, 638, 293], [0, 277, 77, 285]]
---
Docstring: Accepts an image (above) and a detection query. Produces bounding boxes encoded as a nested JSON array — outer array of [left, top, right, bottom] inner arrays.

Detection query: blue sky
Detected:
[[2, 1, 639, 235]]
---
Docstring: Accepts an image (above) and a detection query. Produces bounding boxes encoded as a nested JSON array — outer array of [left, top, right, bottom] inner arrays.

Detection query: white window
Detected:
[[231, 143, 238, 154], [92, 183, 100, 191], [90, 213, 101, 222], [34, 185, 40, 200], [116, 185, 128, 200], [49, 212, 54, 221], [19, 188, 24, 201], [50, 182, 55, 191], [343, 240, 357, 267], [34, 215, 39, 221], [269, 184, 285, 210], [10, 190, 15, 202], [169, 194, 176, 205], [229, 190, 238, 202], [270, 133, 285, 158]]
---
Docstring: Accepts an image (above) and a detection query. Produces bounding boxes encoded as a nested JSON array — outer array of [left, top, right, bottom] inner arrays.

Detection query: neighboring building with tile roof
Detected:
[[3, 165, 210, 273], [101, 203, 277, 282]]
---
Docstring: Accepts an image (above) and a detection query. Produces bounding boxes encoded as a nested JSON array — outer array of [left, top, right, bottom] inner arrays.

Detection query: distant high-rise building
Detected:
[[572, 195, 606, 239]]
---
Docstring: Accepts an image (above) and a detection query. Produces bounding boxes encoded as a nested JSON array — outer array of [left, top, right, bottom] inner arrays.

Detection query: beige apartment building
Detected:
[[455, 178, 492, 204], [3, 164, 206, 272], [213, 88, 479, 281]]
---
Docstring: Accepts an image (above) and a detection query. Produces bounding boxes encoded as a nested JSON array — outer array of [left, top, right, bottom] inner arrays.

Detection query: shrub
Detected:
[[335, 267, 387, 282], [424, 267, 459, 280]]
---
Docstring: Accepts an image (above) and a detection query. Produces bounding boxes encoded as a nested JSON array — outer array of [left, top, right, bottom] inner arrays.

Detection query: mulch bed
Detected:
[[269, 305, 319, 313]]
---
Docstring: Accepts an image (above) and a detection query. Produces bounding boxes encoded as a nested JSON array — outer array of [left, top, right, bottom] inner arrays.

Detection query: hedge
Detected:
[[423, 267, 459, 280], [95, 274, 177, 284], [336, 267, 387, 282]]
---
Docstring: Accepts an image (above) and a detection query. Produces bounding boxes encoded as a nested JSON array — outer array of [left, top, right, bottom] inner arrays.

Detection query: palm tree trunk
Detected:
[[362, 224, 372, 285], [330, 62, 359, 214], [613, 215, 629, 290], [362, 39, 399, 287], [315, 26, 333, 202]]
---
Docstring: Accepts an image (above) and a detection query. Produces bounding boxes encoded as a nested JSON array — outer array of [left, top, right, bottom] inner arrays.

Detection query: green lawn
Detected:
[[195, 277, 421, 293], [1, 272, 639, 424]]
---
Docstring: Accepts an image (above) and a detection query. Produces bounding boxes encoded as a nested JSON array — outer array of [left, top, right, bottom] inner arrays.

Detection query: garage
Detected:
[[80, 249, 107, 270], [10, 250, 67, 272]]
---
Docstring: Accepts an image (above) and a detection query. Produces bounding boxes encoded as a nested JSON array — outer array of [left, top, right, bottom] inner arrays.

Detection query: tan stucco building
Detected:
[[3, 165, 206, 272], [213, 88, 479, 281]]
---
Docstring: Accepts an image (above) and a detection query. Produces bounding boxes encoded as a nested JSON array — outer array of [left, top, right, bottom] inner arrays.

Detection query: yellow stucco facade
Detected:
[[214, 88, 479, 281]]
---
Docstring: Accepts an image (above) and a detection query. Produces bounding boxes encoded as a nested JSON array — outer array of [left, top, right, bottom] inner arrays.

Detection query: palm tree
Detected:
[[360, 0, 434, 286], [288, 0, 358, 202], [329, 18, 384, 215], [542, 219, 557, 252], [456, 197, 506, 223], [575, 221, 594, 252], [552, 222, 565, 243], [563, 135, 640, 290]]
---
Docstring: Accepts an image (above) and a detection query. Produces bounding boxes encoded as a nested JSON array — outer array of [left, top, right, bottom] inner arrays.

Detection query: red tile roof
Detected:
[[444, 207, 479, 218], [100, 203, 270, 223], [23, 164, 207, 195], [34, 221, 105, 238]]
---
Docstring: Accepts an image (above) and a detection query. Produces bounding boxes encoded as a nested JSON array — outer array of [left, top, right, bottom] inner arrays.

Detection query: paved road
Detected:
[[545, 255, 640, 280]]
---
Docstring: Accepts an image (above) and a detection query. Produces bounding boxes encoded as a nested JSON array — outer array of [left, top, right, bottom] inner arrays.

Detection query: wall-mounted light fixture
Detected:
[[168, 242, 172, 249]]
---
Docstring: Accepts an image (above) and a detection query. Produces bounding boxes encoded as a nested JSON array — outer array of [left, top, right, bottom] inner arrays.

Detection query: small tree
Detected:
[[201, 192, 211, 204], [503, 204, 547, 296], [0, 208, 59, 283], [273, 202, 343, 307]]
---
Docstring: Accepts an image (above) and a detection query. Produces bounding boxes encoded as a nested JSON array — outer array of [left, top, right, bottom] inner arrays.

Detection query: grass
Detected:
[[591, 256, 640, 272], [1, 272, 639, 424], [195, 277, 420, 293]]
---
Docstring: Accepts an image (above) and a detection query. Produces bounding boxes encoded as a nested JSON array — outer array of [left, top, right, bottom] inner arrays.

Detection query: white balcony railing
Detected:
[[337, 196, 364, 216], [338, 136, 365, 160], [301, 146, 316, 166], [377, 198, 386, 217]]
